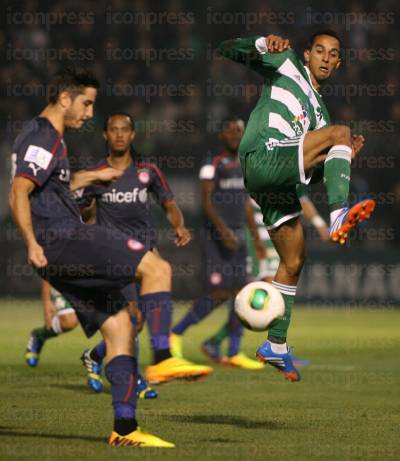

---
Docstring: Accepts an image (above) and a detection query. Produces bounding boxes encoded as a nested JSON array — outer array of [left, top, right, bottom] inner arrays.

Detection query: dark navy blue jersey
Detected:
[[81, 159, 173, 246], [199, 151, 247, 230], [11, 117, 81, 230]]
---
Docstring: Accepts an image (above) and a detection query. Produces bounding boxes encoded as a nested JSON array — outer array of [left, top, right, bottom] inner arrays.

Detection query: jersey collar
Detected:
[[303, 65, 321, 95]]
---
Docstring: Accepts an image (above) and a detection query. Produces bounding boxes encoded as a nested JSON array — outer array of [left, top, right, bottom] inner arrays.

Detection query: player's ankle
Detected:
[[153, 348, 172, 364], [114, 418, 138, 435], [268, 336, 288, 354]]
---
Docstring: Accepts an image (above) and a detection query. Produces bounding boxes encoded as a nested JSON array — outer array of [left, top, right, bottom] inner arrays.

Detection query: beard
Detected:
[[111, 146, 129, 156]]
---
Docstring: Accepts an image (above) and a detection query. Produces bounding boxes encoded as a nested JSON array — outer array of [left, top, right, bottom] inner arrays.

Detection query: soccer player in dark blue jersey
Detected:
[[79, 112, 212, 388], [9, 66, 175, 447], [170, 117, 266, 369]]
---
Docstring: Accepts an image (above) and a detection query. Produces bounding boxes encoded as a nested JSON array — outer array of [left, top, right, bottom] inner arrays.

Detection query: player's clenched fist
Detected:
[[265, 34, 290, 52], [27, 242, 48, 268]]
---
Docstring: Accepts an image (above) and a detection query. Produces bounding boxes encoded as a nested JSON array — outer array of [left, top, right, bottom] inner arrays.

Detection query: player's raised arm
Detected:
[[9, 177, 48, 268], [217, 35, 292, 76], [70, 167, 123, 191]]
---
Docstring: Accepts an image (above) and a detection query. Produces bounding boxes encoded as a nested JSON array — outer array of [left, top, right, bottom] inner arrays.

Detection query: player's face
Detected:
[[64, 87, 97, 128], [103, 115, 135, 155], [304, 35, 341, 82], [219, 120, 245, 152]]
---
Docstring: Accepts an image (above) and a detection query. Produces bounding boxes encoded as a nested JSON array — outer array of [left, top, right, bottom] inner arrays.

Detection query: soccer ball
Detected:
[[234, 281, 285, 331]]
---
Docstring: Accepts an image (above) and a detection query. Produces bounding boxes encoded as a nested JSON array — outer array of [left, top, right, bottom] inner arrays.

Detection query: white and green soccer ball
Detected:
[[234, 281, 285, 331]]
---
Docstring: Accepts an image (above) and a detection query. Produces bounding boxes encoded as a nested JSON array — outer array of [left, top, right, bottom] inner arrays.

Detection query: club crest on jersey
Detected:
[[127, 239, 144, 252], [137, 169, 150, 185], [210, 272, 222, 285]]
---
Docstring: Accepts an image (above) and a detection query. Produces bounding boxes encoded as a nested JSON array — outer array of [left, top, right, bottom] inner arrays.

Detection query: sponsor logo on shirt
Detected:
[[219, 177, 244, 189], [101, 187, 148, 204], [24, 145, 53, 170]]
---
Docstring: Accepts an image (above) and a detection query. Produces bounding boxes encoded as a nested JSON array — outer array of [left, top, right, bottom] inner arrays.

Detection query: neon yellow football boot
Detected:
[[225, 352, 265, 370], [145, 357, 213, 384], [170, 333, 183, 358], [109, 428, 175, 447]]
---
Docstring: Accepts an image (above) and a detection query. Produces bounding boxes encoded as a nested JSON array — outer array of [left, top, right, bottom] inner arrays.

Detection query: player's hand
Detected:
[[221, 228, 240, 251], [351, 134, 365, 159], [255, 240, 267, 260], [174, 226, 192, 247], [265, 34, 290, 53], [95, 167, 124, 183], [27, 242, 48, 268]]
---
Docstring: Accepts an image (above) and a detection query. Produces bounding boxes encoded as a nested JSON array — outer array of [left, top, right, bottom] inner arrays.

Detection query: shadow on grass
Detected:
[[0, 427, 104, 443], [163, 414, 284, 429]]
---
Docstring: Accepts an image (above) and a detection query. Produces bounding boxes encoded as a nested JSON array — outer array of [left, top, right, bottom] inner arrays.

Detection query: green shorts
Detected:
[[240, 135, 310, 229]]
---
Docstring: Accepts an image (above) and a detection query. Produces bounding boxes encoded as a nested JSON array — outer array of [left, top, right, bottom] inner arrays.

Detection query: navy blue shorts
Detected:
[[202, 227, 248, 291], [37, 220, 148, 337]]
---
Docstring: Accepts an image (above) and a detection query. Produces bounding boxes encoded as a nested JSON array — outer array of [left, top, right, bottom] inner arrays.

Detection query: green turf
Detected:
[[0, 299, 399, 460]]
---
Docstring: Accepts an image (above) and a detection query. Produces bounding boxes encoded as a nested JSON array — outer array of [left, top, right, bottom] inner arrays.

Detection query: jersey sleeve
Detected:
[[217, 36, 300, 78], [13, 131, 61, 187], [148, 164, 174, 204]]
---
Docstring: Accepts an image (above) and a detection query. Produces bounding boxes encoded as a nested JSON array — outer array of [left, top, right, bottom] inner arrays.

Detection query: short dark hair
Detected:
[[307, 29, 342, 51], [48, 65, 99, 104], [221, 115, 244, 131], [103, 112, 135, 131]]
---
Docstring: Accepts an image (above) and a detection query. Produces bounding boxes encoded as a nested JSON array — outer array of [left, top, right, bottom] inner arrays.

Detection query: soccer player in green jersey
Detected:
[[217, 30, 375, 381]]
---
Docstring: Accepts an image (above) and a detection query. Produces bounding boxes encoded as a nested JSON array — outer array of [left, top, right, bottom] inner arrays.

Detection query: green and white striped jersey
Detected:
[[217, 36, 331, 155]]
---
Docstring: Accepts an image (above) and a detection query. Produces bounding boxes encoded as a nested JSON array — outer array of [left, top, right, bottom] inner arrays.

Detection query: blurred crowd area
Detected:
[[1, 0, 399, 246]]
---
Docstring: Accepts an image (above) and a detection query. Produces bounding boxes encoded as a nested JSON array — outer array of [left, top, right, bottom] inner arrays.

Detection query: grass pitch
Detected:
[[0, 299, 399, 460]]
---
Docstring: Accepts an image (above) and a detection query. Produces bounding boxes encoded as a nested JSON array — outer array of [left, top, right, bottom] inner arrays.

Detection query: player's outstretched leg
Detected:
[[102, 308, 174, 448], [255, 219, 304, 382]]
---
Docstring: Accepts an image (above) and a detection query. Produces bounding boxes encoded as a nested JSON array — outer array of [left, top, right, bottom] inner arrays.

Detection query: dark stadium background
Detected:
[[1, 0, 399, 304]]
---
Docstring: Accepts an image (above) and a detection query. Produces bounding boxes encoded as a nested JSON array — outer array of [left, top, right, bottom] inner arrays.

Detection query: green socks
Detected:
[[268, 282, 296, 342], [210, 323, 229, 345], [323, 144, 352, 211], [32, 326, 58, 343]]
